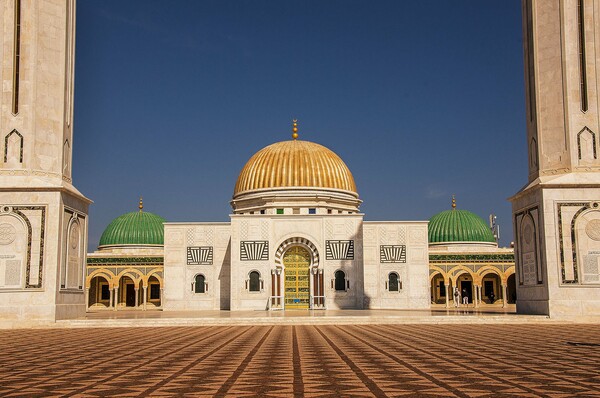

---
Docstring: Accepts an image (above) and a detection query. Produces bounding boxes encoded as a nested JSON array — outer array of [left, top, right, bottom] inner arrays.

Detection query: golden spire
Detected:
[[292, 119, 299, 140], [451, 195, 456, 210], [139, 196, 144, 212]]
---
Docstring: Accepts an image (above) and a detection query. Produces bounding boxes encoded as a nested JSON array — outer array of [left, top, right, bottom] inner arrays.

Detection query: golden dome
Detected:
[[234, 139, 357, 197]]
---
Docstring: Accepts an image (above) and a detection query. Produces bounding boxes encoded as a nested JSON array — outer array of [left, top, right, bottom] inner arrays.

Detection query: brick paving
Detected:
[[1, 324, 600, 397]]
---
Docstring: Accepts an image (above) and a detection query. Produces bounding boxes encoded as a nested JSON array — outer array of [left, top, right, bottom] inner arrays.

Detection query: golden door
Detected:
[[283, 246, 311, 309]]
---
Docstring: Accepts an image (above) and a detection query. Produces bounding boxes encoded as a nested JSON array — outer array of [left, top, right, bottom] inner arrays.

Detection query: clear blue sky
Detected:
[[74, 0, 525, 250]]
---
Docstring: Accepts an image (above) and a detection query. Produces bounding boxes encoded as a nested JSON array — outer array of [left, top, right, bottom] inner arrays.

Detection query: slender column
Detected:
[[113, 287, 119, 311], [160, 288, 164, 307], [502, 284, 507, 308], [319, 269, 324, 307], [109, 287, 113, 308], [444, 284, 450, 308], [134, 288, 139, 307], [270, 270, 275, 309], [85, 288, 90, 310], [143, 286, 148, 311]]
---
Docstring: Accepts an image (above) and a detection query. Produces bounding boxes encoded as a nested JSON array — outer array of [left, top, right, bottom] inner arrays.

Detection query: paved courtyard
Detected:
[[1, 324, 600, 397]]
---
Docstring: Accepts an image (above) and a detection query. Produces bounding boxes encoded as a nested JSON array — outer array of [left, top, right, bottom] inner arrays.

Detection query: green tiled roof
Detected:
[[428, 209, 495, 244], [99, 211, 165, 247]]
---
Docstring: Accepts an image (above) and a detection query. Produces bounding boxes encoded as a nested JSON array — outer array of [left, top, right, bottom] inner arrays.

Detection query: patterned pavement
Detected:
[[1, 324, 600, 397]]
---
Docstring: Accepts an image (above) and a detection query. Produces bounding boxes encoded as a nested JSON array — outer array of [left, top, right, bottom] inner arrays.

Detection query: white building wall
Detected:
[[163, 223, 230, 311], [363, 221, 430, 310]]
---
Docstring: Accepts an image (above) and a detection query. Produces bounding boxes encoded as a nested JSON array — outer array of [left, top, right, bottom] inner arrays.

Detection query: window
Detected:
[[327, 209, 332, 214], [260, 209, 265, 214], [334, 270, 346, 291], [249, 271, 260, 292], [276, 208, 284, 215], [100, 284, 110, 300], [150, 284, 160, 299], [388, 272, 400, 292], [309, 208, 316, 214], [194, 274, 206, 293]]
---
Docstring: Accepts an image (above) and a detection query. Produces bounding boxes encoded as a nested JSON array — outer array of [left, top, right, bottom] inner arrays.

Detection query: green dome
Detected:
[[429, 209, 495, 244], [99, 211, 165, 247]]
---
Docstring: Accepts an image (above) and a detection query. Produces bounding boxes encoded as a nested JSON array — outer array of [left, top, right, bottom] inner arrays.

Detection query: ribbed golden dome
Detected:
[[234, 140, 357, 196]]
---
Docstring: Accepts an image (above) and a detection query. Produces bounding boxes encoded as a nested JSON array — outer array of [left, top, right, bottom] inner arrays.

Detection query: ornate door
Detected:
[[283, 246, 311, 309]]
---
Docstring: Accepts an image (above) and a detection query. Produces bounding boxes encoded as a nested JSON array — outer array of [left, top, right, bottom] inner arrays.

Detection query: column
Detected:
[[502, 284, 507, 308], [472, 285, 478, 308], [270, 270, 275, 309], [134, 287, 139, 307], [160, 288, 164, 308], [444, 284, 450, 308], [143, 286, 148, 311], [109, 287, 113, 308], [85, 287, 90, 310], [113, 287, 119, 311], [320, 270, 324, 307]]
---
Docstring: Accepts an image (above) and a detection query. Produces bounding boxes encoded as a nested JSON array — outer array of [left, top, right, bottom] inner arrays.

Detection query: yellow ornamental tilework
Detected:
[[234, 140, 357, 196]]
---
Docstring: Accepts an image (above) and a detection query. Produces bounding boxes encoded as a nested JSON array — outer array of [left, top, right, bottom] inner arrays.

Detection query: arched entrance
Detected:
[[456, 272, 474, 304], [147, 275, 162, 308], [481, 272, 501, 304], [118, 276, 137, 308], [507, 273, 516, 304], [431, 272, 445, 304], [283, 246, 311, 309], [88, 275, 111, 309]]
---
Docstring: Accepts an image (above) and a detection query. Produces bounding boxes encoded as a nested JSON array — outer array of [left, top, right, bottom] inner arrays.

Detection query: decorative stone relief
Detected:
[[187, 246, 213, 265], [326, 240, 354, 260], [240, 221, 249, 240], [0, 223, 17, 245], [261, 221, 268, 240], [409, 228, 426, 244], [380, 245, 406, 263], [240, 241, 269, 261], [186, 228, 195, 245], [519, 213, 538, 286], [397, 227, 406, 244], [574, 207, 600, 284], [324, 220, 333, 238], [345, 220, 355, 236], [205, 227, 214, 246]]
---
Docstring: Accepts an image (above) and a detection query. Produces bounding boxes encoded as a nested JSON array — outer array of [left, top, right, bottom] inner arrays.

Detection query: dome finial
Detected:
[[292, 119, 299, 140], [451, 195, 456, 210], [139, 196, 144, 212]]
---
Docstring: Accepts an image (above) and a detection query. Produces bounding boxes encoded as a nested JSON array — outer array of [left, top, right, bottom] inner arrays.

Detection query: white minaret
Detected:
[[0, 0, 90, 323], [511, 0, 600, 316]]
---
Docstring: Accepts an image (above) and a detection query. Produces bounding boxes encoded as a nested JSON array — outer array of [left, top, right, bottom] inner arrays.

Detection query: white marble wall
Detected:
[[0, 1, 90, 324], [362, 222, 430, 310], [163, 223, 231, 311]]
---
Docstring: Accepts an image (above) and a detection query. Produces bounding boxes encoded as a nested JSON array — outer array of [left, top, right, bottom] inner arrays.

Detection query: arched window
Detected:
[[249, 271, 260, 292], [388, 272, 400, 292], [194, 274, 205, 293], [334, 270, 346, 291]]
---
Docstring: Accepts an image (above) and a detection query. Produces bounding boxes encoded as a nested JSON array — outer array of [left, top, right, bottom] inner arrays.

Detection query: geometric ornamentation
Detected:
[[326, 240, 354, 260], [240, 241, 269, 261], [187, 246, 213, 265], [380, 245, 406, 263]]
